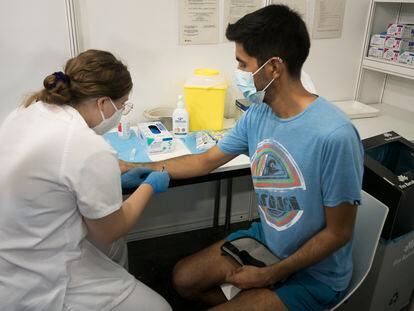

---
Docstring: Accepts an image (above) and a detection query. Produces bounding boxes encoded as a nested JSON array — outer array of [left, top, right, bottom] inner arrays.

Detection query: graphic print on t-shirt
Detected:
[[251, 139, 305, 231], [257, 192, 303, 231], [251, 139, 306, 191]]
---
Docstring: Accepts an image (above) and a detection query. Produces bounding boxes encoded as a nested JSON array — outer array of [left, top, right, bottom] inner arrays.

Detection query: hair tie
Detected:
[[53, 71, 70, 84], [47, 71, 70, 90]]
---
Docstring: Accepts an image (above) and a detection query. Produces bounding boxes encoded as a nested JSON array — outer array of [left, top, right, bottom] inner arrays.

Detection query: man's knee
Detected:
[[172, 258, 197, 298], [172, 240, 231, 299]]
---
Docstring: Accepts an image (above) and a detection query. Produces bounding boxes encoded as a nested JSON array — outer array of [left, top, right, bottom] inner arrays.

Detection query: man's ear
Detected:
[[270, 57, 283, 79]]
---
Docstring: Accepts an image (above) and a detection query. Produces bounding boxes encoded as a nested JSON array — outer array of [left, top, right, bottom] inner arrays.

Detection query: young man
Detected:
[[122, 5, 363, 311]]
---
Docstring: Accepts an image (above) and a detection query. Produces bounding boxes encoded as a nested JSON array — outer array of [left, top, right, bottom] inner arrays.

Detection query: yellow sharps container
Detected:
[[184, 68, 228, 131]]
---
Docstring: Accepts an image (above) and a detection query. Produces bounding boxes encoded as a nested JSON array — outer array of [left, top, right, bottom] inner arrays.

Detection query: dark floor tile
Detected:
[[127, 221, 253, 310]]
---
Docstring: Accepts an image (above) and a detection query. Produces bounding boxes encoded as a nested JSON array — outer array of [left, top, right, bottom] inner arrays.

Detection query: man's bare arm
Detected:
[[120, 145, 237, 179], [267, 202, 357, 283]]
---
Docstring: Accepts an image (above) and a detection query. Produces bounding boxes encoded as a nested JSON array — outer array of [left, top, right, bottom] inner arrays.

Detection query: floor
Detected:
[[127, 221, 414, 311], [127, 221, 252, 310], [402, 294, 414, 311]]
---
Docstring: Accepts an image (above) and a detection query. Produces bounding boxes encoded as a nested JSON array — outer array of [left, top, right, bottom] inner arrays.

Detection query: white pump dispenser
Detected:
[[172, 95, 189, 137]]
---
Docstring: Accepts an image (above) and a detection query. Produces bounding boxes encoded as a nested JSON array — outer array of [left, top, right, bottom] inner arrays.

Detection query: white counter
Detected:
[[213, 154, 250, 173], [352, 104, 414, 141]]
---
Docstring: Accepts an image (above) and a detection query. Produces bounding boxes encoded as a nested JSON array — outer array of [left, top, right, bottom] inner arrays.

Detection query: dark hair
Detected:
[[23, 49, 133, 107], [226, 5, 310, 77]]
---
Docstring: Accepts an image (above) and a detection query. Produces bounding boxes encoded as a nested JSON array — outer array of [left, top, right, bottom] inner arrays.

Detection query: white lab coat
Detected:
[[0, 102, 136, 310]]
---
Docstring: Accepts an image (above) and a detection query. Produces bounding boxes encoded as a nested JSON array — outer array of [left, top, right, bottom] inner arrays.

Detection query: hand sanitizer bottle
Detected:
[[118, 115, 131, 140], [172, 95, 189, 137]]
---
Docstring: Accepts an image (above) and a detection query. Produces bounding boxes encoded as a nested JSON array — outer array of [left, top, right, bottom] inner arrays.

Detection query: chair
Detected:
[[330, 191, 388, 310], [220, 191, 389, 306]]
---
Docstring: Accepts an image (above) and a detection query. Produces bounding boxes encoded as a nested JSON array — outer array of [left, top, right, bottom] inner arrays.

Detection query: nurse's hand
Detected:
[[121, 167, 153, 189], [142, 171, 170, 193]]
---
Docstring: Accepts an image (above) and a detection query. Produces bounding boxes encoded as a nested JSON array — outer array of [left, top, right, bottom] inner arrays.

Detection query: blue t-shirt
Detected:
[[218, 96, 364, 291]]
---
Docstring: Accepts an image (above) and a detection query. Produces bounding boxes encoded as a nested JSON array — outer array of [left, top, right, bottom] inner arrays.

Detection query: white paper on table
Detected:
[[148, 138, 191, 162], [312, 0, 346, 39], [178, 0, 220, 45], [220, 283, 241, 300]]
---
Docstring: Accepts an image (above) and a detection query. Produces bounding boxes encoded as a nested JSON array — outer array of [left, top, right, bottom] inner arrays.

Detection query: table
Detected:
[[105, 130, 251, 232]]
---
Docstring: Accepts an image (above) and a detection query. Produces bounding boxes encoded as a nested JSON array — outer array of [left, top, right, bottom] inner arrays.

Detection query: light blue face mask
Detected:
[[234, 57, 281, 105]]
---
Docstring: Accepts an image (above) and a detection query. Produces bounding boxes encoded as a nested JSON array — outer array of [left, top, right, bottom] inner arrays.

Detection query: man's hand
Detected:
[[225, 265, 276, 290]]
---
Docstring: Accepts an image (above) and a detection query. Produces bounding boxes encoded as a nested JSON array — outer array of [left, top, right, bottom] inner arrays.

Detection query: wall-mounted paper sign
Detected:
[[223, 0, 265, 42], [178, 0, 220, 45], [312, 0, 346, 39], [268, 0, 306, 21], [224, 0, 265, 25]]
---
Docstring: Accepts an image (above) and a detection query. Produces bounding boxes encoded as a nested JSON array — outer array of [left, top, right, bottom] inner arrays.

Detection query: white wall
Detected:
[[306, 0, 371, 101], [0, 0, 71, 122], [76, 0, 238, 122], [0, 0, 369, 122], [0, 0, 372, 123], [383, 76, 414, 112], [75, 0, 371, 125]]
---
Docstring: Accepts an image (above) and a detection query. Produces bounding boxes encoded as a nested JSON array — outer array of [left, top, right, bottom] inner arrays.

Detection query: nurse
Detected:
[[0, 50, 171, 311]]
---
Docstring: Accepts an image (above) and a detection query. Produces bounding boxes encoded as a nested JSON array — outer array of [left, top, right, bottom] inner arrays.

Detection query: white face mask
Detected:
[[92, 99, 123, 135], [234, 58, 279, 105]]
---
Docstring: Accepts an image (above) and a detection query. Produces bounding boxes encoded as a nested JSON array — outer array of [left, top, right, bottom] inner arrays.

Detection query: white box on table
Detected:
[[137, 122, 174, 154]]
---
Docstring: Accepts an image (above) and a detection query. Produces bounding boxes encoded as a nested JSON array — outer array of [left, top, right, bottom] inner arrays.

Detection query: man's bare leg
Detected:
[[172, 239, 239, 306]]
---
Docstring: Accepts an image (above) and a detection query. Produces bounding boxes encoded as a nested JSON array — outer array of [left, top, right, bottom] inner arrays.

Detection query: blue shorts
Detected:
[[227, 222, 345, 311]]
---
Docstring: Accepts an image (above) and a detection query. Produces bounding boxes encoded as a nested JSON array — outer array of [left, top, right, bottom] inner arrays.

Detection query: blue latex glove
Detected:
[[142, 171, 170, 193], [121, 167, 153, 189]]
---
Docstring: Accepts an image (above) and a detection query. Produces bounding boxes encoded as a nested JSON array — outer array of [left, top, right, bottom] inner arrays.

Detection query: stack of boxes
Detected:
[[368, 23, 414, 65]]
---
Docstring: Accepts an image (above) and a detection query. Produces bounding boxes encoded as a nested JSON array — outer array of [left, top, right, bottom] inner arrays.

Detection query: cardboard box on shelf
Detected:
[[368, 46, 385, 58], [387, 23, 414, 39], [382, 48, 399, 62]]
